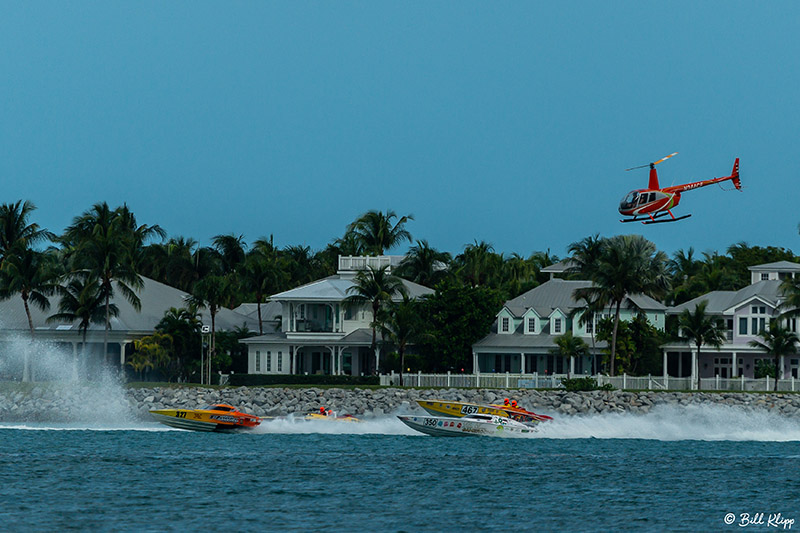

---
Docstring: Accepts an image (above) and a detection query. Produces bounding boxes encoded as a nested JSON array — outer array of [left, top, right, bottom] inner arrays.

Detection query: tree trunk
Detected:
[[104, 288, 110, 365], [610, 300, 622, 376], [371, 301, 379, 375], [774, 354, 780, 392], [22, 294, 33, 382], [696, 342, 702, 391], [399, 345, 405, 387]]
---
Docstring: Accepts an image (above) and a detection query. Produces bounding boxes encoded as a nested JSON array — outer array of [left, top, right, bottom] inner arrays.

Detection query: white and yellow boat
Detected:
[[398, 413, 535, 437], [150, 404, 262, 432], [417, 400, 552, 425]]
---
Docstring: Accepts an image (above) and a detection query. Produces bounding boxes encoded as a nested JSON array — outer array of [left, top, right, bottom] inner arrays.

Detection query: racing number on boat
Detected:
[[423, 418, 438, 427], [175, 411, 187, 418], [460, 405, 479, 415]]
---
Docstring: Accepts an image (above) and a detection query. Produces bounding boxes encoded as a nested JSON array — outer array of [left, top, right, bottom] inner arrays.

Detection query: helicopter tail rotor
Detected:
[[625, 152, 678, 171]]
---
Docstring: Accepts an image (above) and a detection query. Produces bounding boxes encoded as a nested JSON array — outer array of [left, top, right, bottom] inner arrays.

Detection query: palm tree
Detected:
[[47, 275, 111, 379], [241, 246, 287, 334], [0, 200, 52, 266], [567, 234, 604, 280], [63, 203, 145, 364], [187, 274, 235, 384], [378, 295, 423, 386], [678, 300, 726, 390], [454, 240, 502, 288], [550, 331, 590, 378], [749, 320, 799, 391], [396, 240, 451, 288], [344, 265, 407, 374], [0, 249, 59, 381], [212, 233, 247, 274], [347, 210, 414, 256], [573, 235, 669, 376], [779, 276, 800, 319]]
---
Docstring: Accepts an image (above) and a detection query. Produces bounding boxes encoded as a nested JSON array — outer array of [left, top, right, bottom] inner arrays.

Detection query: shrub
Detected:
[[560, 376, 615, 392]]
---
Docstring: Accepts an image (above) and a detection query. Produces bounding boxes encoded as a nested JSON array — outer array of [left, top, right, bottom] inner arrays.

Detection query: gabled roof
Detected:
[[748, 261, 800, 272], [503, 279, 666, 318], [668, 280, 784, 315], [268, 274, 434, 302], [0, 276, 257, 334]]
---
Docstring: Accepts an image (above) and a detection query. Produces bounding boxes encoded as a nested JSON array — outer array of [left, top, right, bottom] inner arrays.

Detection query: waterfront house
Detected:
[[240, 256, 434, 376], [662, 261, 800, 381], [472, 278, 667, 375], [0, 276, 256, 378]]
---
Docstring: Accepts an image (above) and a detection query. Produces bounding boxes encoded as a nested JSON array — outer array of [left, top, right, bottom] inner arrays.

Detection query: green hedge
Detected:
[[228, 374, 380, 387]]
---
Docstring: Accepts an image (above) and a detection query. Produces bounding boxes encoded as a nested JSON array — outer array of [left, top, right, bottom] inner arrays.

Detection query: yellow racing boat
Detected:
[[150, 403, 262, 432], [417, 400, 552, 425]]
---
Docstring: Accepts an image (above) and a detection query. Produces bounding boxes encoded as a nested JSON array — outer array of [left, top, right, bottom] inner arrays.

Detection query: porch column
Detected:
[[691, 350, 697, 390], [473, 351, 479, 373], [781, 355, 786, 379], [662, 350, 668, 379], [731, 352, 738, 377], [119, 341, 128, 367], [569, 356, 575, 375], [521, 353, 526, 374]]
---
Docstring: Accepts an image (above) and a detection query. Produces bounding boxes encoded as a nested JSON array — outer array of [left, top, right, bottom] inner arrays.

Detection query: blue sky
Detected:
[[2, 3, 798, 260]]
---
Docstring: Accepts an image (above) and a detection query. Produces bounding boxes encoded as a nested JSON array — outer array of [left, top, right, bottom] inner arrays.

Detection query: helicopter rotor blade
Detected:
[[653, 152, 678, 166], [625, 152, 678, 171]]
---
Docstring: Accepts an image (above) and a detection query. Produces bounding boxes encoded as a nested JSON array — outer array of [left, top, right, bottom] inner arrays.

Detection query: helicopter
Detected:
[[619, 153, 741, 224]]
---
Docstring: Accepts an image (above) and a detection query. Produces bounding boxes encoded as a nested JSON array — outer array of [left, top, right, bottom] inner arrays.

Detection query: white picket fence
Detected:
[[379, 372, 799, 392]]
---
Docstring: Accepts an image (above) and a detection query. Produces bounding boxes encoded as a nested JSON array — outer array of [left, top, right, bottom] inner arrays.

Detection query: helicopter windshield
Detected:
[[620, 191, 639, 210]]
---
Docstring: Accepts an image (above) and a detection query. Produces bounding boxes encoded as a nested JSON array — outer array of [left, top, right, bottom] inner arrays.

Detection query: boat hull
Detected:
[[398, 415, 535, 437], [417, 400, 549, 425], [150, 408, 261, 432]]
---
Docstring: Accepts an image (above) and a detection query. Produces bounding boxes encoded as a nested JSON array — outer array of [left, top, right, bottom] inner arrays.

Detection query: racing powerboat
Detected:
[[398, 413, 535, 437], [150, 403, 262, 432], [303, 412, 361, 423], [417, 400, 552, 425]]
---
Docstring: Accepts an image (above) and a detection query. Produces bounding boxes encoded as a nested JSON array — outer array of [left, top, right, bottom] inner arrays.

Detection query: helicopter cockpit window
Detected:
[[638, 194, 648, 205], [620, 191, 638, 209]]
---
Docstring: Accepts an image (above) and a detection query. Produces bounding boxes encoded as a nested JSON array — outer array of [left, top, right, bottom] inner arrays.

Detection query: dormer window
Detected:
[[553, 318, 562, 334], [501, 317, 510, 332], [527, 317, 536, 333]]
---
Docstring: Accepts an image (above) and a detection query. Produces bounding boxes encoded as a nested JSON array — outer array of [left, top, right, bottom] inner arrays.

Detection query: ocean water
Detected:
[[2, 404, 799, 532]]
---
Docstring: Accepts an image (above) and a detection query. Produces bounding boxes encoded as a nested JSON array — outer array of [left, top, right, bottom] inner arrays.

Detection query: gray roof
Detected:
[[231, 302, 282, 334], [0, 276, 257, 335], [268, 274, 434, 302], [239, 327, 377, 347], [473, 331, 607, 352], [503, 279, 666, 318], [540, 260, 574, 273], [668, 280, 785, 315], [748, 261, 800, 272]]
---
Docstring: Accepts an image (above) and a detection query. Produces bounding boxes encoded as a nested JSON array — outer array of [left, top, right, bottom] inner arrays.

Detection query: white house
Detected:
[[240, 256, 434, 376], [472, 278, 666, 375], [662, 261, 800, 381]]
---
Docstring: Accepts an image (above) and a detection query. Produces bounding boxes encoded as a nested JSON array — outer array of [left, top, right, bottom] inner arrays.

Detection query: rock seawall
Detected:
[[2, 385, 799, 422]]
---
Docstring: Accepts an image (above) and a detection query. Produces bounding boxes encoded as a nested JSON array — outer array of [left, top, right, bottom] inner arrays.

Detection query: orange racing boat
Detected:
[[150, 403, 262, 432]]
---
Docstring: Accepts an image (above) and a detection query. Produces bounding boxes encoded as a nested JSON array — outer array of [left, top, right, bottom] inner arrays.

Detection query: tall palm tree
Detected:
[[779, 276, 800, 319], [454, 240, 502, 288], [749, 320, 799, 391], [678, 300, 726, 390], [241, 246, 287, 335], [378, 295, 423, 386], [567, 234, 604, 280], [0, 200, 52, 266], [573, 235, 669, 376], [212, 233, 247, 274], [344, 265, 407, 374], [63, 203, 145, 364], [187, 274, 234, 384], [47, 275, 111, 379], [0, 249, 59, 381], [549, 331, 590, 378], [347, 210, 414, 256], [396, 240, 451, 288]]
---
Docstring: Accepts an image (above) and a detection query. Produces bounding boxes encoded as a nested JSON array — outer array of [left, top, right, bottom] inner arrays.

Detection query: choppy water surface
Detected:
[[2, 405, 799, 532]]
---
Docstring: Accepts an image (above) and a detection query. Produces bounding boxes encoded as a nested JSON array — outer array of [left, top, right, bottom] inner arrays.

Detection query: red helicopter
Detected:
[[619, 153, 741, 224]]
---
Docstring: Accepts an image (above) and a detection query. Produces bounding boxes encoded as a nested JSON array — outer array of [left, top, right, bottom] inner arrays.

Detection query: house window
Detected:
[[585, 315, 594, 334], [277, 351, 282, 372], [255, 351, 261, 372], [761, 273, 769, 281], [527, 318, 536, 333], [266, 351, 272, 372], [501, 317, 510, 332], [739, 318, 748, 335], [553, 318, 562, 334]]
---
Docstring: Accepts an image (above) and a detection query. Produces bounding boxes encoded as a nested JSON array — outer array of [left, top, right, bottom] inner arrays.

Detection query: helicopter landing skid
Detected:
[[620, 212, 692, 224]]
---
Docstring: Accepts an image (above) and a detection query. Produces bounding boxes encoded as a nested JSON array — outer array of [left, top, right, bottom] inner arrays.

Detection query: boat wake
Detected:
[[529, 403, 800, 442]]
